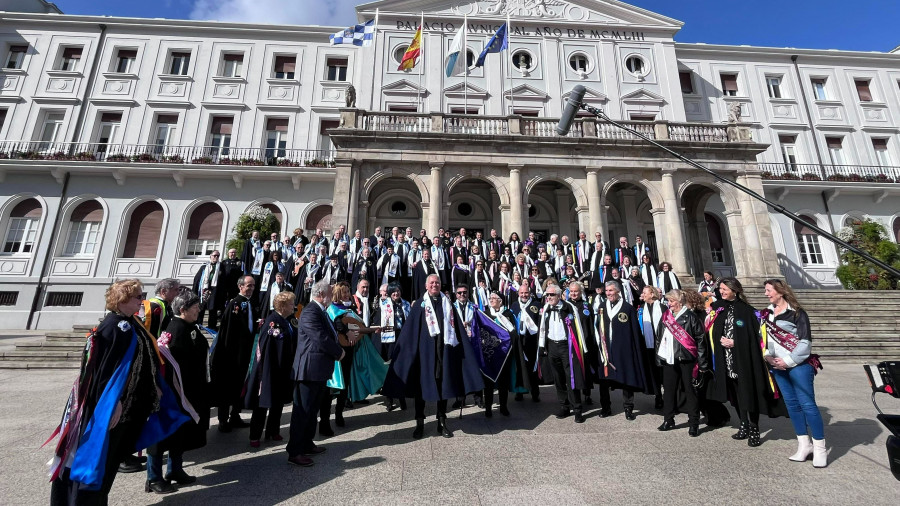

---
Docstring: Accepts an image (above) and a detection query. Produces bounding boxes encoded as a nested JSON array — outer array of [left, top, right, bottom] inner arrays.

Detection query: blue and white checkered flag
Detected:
[[330, 19, 376, 47]]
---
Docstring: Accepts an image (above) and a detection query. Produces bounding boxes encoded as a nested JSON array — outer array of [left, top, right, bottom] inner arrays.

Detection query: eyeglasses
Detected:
[[456, 291, 468, 295], [546, 293, 559, 298]]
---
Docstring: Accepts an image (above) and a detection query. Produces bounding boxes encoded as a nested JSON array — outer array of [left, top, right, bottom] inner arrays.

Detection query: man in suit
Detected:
[[286, 280, 352, 467], [632, 235, 651, 263], [593, 231, 609, 260]]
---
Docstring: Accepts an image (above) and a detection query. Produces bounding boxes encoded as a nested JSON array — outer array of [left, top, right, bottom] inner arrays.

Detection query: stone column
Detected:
[[347, 163, 360, 233], [660, 171, 690, 275], [575, 206, 590, 234], [650, 208, 668, 263], [358, 201, 370, 235], [427, 163, 443, 236], [723, 209, 748, 277], [331, 160, 352, 230], [508, 165, 525, 238], [585, 167, 603, 236], [737, 173, 781, 281]]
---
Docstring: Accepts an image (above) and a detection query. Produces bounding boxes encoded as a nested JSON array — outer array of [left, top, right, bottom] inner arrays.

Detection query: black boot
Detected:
[[399, 397, 408, 411], [688, 424, 700, 437], [334, 410, 345, 428], [386, 398, 396, 412], [624, 408, 636, 421], [145, 480, 176, 494], [732, 421, 749, 440], [437, 416, 453, 438], [412, 419, 424, 439], [658, 419, 675, 431], [319, 421, 334, 437], [747, 425, 762, 447], [654, 395, 664, 410]]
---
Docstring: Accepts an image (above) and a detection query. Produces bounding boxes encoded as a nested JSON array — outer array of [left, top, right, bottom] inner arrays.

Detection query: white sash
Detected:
[[489, 307, 514, 332], [251, 248, 265, 275], [380, 298, 395, 343], [423, 294, 459, 346], [641, 265, 658, 287], [201, 262, 220, 290], [518, 300, 538, 334], [454, 301, 474, 338], [604, 298, 624, 345], [260, 262, 274, 291], [657, 271, 681, 291]]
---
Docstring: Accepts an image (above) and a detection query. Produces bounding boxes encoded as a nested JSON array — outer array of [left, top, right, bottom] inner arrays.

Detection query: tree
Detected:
[[834, 218, 900, 290], [226, 205, 280, 255]]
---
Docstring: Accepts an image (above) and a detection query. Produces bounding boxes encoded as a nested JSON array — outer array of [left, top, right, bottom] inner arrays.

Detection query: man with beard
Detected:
[[321, 254, 345, 286], [193, 250, 226, 329], [509, 283, 542, 401], [596, 281, 654, 420], [222, 248, 245, 301], [385, 275, 484, 438], [211, 276, 259, 432]]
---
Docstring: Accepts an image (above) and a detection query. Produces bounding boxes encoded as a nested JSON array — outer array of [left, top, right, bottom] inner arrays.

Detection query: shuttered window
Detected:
[[122, 201, 164, 258], [185, 203, 223, 256], [274, 55, 296, 79], [720, 74, 738, 96], [855, 80, 873, 102]]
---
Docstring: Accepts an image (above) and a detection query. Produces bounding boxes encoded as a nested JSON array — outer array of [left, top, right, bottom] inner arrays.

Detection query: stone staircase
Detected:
[[0, 290, 897, 369]]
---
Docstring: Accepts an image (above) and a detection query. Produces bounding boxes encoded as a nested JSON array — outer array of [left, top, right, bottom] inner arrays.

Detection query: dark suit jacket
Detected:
[[292, 302, 344, 382]]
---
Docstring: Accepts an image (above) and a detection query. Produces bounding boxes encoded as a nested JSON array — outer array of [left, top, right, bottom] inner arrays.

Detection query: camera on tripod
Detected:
[[864, 361, 900, 481]]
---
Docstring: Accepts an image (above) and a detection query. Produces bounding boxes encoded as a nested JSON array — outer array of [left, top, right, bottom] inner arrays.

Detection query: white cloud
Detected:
[[189, 0, 361, 27]]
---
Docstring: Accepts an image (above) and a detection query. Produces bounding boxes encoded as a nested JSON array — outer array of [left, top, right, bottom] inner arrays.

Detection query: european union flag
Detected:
[[470, 309, 512, 383], [475, 23, 508, 68]]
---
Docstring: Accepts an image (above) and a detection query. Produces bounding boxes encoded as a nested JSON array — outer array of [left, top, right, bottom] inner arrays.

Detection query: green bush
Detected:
[[834, 218, 900, 290], [226, 205, 281, 256]]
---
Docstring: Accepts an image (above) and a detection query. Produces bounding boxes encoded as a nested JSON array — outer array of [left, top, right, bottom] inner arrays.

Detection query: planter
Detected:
[[801, 173, 821, 181], [106, 154, 131, 162], [276, 159, 300, 167], [218, 158, 241, 165], [826, 174, 848, 182], [761, 171, 773, 178], [191, 157, 214, 165], [132, 153, 157, 163]]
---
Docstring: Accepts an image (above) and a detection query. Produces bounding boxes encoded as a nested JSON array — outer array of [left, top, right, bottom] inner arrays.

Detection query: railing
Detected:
[[668, 124, 729, 143], [444, 114, 509, 135], [759, 163, 900, 183], [0, 141, 335, 168], [351, 110, 743, 143]]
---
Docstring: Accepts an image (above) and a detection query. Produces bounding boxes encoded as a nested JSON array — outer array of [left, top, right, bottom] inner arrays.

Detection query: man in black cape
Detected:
[[411, 248, 439, 301], [596, 281, 654, 420], [193, 250, 227, 329], [384, 274, 484, 438], [210, 275, 258, 432], [509, 282, 544, 400], [240, 230, 261, 275]]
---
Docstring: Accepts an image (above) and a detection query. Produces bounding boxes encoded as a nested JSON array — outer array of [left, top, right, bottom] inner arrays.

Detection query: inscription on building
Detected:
[[394, 21, 646, 41]]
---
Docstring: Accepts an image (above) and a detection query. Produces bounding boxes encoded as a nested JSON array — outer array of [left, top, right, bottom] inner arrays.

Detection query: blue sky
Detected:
[[50, 0, 900, 52]]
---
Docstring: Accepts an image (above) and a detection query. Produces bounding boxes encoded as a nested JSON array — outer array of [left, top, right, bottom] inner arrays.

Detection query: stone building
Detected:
[[0, 0, 898, 329]]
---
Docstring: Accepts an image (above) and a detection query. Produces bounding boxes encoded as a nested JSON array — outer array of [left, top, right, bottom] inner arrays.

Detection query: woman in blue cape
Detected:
[[48, 279, 188, 505]]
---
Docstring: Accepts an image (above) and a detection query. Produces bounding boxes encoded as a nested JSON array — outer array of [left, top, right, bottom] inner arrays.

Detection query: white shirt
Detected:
[[546, 304, 567, 342]]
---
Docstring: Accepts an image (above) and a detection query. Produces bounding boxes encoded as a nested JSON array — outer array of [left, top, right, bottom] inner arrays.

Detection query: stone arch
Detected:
[[362, 166, 430, 203], [178, 198, 228, 259], [525, 172, 588, 209], [680, 182, 740, 278], [0, 194, 50, 274], [444, 169, 510, 207], [676, 175, 741, 214], [301, 201, 334, 234], [599, 173, 664, 210], [368, 187, 424, 233], [56, 194, 110, 259]]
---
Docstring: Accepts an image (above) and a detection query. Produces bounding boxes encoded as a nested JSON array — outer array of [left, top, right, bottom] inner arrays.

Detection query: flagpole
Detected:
[[506, 12, 514, 116], [418, 12, 424, 112], [369, 8, 379, 111], [463, 14, 468, 114]]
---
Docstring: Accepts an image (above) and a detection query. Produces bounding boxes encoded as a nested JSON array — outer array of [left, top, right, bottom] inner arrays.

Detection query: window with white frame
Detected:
[[766, 75, 783, 99], [152, 114, 178, 153], [624, 55, 647, 76], [512, 50, 533, 72], [811, 78, 828, 100], [168, 51, 191, 75], [57, 47, 82, 71], [720, 73, 739, 96], [273, 55, 295, 79], [221, 53, 244, 77], [185, 203, 223, 257], [795, 216, 824, 266], [96, 112, 121, 153], [326, 57, 348, 82], [873, 138, 890, 167], [855, 79, 873, 102], [4, 45, 27, 69], [63, 201, 103, 257], [568, 53, 589, 73], [779, 134, 799, 171], [2, 199, 42, 254], [209, 116, 233, 157], [36, 112, 65, 151], [319, 120, 340, 158], [264, 118, 288, 159], [114, 49, 136, 73], [826, 136, 845, 165]]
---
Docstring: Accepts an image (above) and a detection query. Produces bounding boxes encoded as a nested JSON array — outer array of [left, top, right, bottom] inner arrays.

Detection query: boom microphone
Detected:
[[556, 85, 586, 136]]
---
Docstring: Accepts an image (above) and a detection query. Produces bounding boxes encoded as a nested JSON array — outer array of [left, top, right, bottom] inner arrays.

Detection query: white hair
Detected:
[[311, 280, 331, 299]]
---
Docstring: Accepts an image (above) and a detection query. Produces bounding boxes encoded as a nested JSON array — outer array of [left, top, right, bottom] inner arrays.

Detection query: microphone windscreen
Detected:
[[556, 85, 586, 136]]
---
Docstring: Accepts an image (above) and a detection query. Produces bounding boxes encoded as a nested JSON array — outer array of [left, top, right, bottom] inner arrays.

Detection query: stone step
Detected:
[[0, 361, 79, 369], [46, 331, 90, 339], [0, 350, 82, 360]]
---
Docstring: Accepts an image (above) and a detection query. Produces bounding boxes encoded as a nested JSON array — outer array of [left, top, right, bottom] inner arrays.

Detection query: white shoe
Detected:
[[789, 435, 813, 462], [812, 438, 827, 468]]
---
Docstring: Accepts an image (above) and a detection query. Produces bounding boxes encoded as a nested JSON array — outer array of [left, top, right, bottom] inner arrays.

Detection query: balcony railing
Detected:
[[349, 110, 742, 143], [759, 163, 900, 183], [0, 141, 335, 168]]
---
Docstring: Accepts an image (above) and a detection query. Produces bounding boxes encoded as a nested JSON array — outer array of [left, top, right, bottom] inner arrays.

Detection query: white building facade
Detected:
[[0, 0, 898, 329]]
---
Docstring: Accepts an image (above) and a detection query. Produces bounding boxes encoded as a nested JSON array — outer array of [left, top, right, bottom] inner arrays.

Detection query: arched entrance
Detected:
[[681, 183, 737, 279], [367, 176, 423, 235], [528, 181, 578, 242], [447, 179, 499, 237], [603, 182, 657, 259]]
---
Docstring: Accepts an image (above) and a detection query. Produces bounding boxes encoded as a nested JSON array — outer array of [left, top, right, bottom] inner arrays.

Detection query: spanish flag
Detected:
[[397, 26, 422, 71]]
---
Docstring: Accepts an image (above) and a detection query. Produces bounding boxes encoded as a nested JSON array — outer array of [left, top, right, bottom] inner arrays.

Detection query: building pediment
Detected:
[[358, 0, 683, 29], [503, 83, 550, 101], [563, 86, 607, 103], [382, 79, 428, 96], [444, 82, 490, 99], [620, 88, 666, 104]]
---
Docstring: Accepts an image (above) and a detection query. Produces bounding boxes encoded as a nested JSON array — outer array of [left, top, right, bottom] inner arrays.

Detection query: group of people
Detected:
[[46, 225, 829, 505]]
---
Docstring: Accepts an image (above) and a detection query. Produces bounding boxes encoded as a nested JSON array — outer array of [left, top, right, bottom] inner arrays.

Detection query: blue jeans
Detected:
[[772, 363, 825, 440], [147, 450, 183, 482]]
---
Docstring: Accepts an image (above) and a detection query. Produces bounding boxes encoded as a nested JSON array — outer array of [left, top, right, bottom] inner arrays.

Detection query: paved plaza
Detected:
[[1, 362, 898, 505]]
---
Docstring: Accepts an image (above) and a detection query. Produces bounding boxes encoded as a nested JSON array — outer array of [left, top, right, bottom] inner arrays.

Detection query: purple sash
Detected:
[[661, 309, 699, 378]]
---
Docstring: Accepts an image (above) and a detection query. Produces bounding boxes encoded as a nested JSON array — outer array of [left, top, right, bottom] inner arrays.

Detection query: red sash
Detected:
[[759, 310, 823, 373], [661, 309, 699, 378]]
